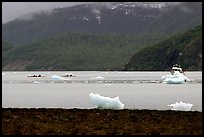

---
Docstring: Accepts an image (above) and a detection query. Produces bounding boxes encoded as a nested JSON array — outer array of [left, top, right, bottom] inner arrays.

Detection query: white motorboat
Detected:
[[171, 64, 184, 74]]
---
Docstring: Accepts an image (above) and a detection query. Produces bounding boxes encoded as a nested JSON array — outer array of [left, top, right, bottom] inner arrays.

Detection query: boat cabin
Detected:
[[171, 64, 183, 74]]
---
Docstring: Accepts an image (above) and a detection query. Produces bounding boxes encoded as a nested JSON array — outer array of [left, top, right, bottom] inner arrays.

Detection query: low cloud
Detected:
[[2, 2, 94, 24], [2, 2, 181, 24]]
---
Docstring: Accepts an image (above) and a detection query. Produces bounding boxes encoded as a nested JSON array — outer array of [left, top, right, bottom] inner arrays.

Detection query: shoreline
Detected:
[[2, 108, 202, 135]]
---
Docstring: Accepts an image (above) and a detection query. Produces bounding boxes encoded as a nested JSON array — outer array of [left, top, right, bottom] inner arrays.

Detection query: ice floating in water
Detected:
[[162, 71, 190, 84], [95, 76, 104, 79], [168, 101, 193, 111], [89, 93, 124, 109], [33, 81, 44, 84], [91, 76, 105, 80], [52, 75, 66, 80]]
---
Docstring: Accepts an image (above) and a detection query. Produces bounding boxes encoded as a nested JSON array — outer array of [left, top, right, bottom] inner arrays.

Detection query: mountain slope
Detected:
[[2, 33, 167, 71], [2, 2, 202, 47], [122, 25, 202, 71], [2, 41, 15, 67], [143, 2, 202, 34]]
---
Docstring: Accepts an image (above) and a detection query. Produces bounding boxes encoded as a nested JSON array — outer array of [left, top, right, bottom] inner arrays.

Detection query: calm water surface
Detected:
[[2, 71, 202, 111]]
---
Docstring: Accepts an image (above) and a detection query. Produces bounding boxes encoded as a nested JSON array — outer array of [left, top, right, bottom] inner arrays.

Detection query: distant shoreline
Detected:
[[2, 108, 202, 135]]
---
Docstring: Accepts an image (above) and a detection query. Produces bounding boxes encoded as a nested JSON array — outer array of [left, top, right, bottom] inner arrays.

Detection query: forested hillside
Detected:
[[2, 2, 202, 71], [2, 33, 167, 71], [2, 41, 15, 67], [123, 25, 202, 71], [2, 2, 202, 47]]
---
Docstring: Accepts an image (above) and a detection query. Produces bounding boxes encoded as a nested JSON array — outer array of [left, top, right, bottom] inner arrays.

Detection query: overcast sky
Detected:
[[2, 2, 94, 24]]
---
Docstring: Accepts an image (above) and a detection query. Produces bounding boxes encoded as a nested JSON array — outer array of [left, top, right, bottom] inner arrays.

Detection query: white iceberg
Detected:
[[52, 75, 66, 80], [90, 76, 105, 80], [89, 93, 124, 109], [96, 76, 104, 79], [33, 81, 44, 84], [168, 101, 193, 111], [162, 71, 190, 84]]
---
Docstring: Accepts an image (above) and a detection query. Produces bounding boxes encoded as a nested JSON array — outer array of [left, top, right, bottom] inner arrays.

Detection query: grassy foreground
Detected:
[[2, 108, 202, 135]]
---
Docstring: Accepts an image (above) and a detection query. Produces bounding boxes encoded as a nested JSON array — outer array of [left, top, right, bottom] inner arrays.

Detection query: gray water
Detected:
[[2, 71, 202, 111]]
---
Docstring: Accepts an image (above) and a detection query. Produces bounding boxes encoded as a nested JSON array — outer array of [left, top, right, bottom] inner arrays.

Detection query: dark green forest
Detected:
[[2, 25, 202, 71], [2, 2, 202, 71], [2, 33, 168, 71], [123, 25, 202, 71]]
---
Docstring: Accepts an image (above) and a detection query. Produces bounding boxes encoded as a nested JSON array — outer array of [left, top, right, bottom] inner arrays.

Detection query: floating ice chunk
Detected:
[[91, 76, 105, 79], [89, 93, 124, 109], [164, 77, 185, 84], [52, 75, 66, 80], [162, 71, 190, 84], [168, 101, 193, 111], [33, 81, 44, 84], [96, 76, 104, 79]]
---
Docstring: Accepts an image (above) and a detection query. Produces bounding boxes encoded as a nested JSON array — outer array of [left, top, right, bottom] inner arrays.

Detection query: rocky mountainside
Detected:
[[2, 33, 167, 71], [2, 2, 202, 71], [122, 25, 202, 71], [2, 2, 202, 47]]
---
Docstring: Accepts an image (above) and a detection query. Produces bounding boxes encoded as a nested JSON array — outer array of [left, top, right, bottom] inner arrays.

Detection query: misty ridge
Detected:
[[2, 2, 202, 71], [2, 2, 181, 23]]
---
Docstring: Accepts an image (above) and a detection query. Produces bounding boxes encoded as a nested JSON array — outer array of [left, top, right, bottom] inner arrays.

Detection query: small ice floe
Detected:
[[89, 93, 124, 109], [52, 75, 66, 80], [150, 80, 160, 83], [168, 101, 193, 111], [95, 76, 104, 79], [33, 81, 44, 84], [91, 76, 105, 79], [105, 84, 111, 86], [162, 71, 190, 84]]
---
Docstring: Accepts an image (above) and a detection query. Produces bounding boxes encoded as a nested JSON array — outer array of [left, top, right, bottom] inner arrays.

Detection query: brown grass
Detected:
[[2, 108, 202, 135]]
